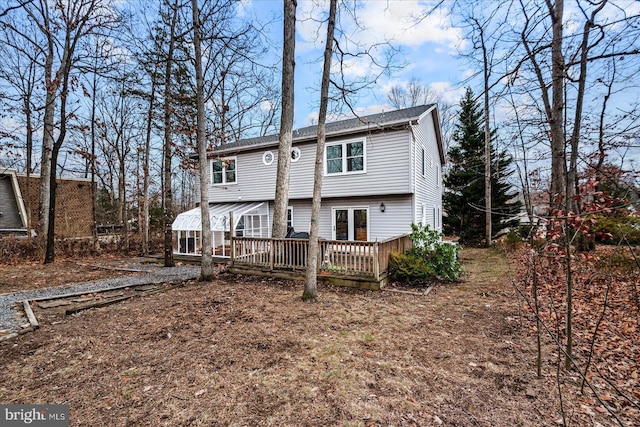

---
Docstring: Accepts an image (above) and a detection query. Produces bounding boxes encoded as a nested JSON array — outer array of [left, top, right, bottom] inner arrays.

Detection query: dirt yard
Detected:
[[0, 249, 631, 426], [0, 256, 140, 294]]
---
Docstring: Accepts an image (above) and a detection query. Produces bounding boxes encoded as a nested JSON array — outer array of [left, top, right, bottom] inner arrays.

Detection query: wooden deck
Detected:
[[230, 235, 412, 290]]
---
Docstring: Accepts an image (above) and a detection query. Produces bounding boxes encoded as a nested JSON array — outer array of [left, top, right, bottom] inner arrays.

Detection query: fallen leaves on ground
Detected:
[[513, 245, 640, 424]]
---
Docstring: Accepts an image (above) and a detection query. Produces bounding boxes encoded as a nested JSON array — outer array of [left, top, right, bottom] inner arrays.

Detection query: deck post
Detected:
[[373, 241, 380, 281], [269, 239, 275, 270], [229, 211, 234, 266]]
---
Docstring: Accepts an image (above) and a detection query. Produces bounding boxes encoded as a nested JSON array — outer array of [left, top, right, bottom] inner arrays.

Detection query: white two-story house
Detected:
[[172, 104, 444, 256]]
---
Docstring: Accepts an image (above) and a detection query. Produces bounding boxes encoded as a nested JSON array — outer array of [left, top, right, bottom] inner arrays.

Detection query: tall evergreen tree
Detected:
[[444, 88, 521, 245]]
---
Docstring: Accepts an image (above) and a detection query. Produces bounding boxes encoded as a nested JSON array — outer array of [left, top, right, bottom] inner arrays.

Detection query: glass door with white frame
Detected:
[[332, 207, 368, 241]]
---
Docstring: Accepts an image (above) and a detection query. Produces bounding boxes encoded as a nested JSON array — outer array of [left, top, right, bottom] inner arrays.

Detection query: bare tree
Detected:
[[96, 74, 141, 253], [1, 0, 119, 261], [162, 0, 182, 267], [512, 0, 640, 368], [0, 17, 44, 237], [191, 0, 214, 279], [44, 0, 120, 262], [387, 78, 438, 110], [272, 0, 296, 238], [75, 33, 124, 253], [452, 0, 640, 373], [304, 0, 337, 301]]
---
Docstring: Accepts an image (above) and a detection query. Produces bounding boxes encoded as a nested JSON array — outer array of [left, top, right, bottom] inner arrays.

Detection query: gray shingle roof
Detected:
[[212, 104, 435, 154]]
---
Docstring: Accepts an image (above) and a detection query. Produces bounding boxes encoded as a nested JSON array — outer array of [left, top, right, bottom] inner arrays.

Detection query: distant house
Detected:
[[172, 104, 445, 256], [0, 169, 29, 235], [0, 169, 94, 238]]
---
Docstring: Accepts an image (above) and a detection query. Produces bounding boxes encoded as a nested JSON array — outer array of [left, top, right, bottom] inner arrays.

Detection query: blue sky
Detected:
[[240, 0, 467, 128]]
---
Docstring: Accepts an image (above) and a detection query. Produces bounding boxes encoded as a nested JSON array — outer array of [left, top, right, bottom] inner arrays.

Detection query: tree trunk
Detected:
[[142, 79, 155, 256], [24, 92, 33, 239], [39, 32, 56, 243], [90, 63, 100, 253], [163, 1, 179, 268], [119, 149, 129, 253], [548, 0, 566, 208], [272, 0, 296, 238], [304, 0, 336, 301], [44, 25, 77, 263], [44, 66, 71, 263], [481, 28, 492, 248], [191, 0, 214, 280], [567, 1, 607, 213]]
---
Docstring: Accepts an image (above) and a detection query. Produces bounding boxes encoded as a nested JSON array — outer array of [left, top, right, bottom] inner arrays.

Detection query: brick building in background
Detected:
[[1, 170, 94, 238]]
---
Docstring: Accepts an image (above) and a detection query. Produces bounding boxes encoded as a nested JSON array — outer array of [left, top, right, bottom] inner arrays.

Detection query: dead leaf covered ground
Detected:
[[0, 248, 634, 426], [0, 255, 140, 294]]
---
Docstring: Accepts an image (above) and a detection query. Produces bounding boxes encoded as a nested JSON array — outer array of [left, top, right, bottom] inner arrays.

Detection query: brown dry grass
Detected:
[[0, 248, 623, 426]]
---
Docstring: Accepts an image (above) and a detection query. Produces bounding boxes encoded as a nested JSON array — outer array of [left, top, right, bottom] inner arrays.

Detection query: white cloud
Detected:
[[296, 1, 464, 54], [330, 56, 371, 79], [348, 1, 463, 50], [260, 99, 273, 112], [428, 81, 465, 105], [235, 0, 252, 18]]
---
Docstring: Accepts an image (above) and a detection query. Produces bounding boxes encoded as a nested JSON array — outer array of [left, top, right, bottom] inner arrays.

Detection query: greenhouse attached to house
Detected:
[[171, 202, 270, 257]]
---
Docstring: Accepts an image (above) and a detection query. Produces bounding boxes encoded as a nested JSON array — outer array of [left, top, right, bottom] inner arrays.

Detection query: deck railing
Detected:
[[376, 234, 414, 277], [231, 234, 412, 281]]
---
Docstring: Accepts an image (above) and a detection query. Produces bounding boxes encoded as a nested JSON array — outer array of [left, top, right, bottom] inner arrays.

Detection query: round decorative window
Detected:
[[291, 147, 301, 162], [262, 151, 274, 165]]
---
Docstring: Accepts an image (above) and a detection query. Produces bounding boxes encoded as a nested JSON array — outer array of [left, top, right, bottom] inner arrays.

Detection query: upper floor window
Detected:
[[211, 157, 236, 185], [325, 139, 365, 175], [262, 151, 274, 166], [421, 147, 426, 177], [291, 147, 301, 162]]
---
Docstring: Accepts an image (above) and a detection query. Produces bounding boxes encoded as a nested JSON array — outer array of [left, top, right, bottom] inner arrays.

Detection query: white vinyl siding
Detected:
[[412, 108, 443, 232], [207, 130, 413, 203]]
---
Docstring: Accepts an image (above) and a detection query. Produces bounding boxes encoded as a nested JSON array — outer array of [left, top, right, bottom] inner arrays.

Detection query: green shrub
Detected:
[[389, 224, 463, 285], [592, 215, 640, 245], [388, 251, 436, 285]]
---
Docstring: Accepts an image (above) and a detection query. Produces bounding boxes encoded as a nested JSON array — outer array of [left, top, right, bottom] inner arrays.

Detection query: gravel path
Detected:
[[0, 262, 200, 333]]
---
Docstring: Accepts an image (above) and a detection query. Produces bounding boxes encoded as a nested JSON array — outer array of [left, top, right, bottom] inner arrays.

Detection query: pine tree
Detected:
[[444, 88, 521, 245]]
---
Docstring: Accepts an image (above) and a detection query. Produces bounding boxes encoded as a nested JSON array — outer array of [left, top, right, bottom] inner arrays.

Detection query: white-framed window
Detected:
[[291, 147, 301, 162], [211, 157, 237, 185], [332, 207, 369, 241], [287, 206, 293, 228], [436, 163, 441, 188], [263, 151, 274, 166], [433, 206, 437, 229], [236, 213, 263, 237], [325, 138, 366, 175], [421, 147, 426, 177], [421, 203, 427, 225]]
